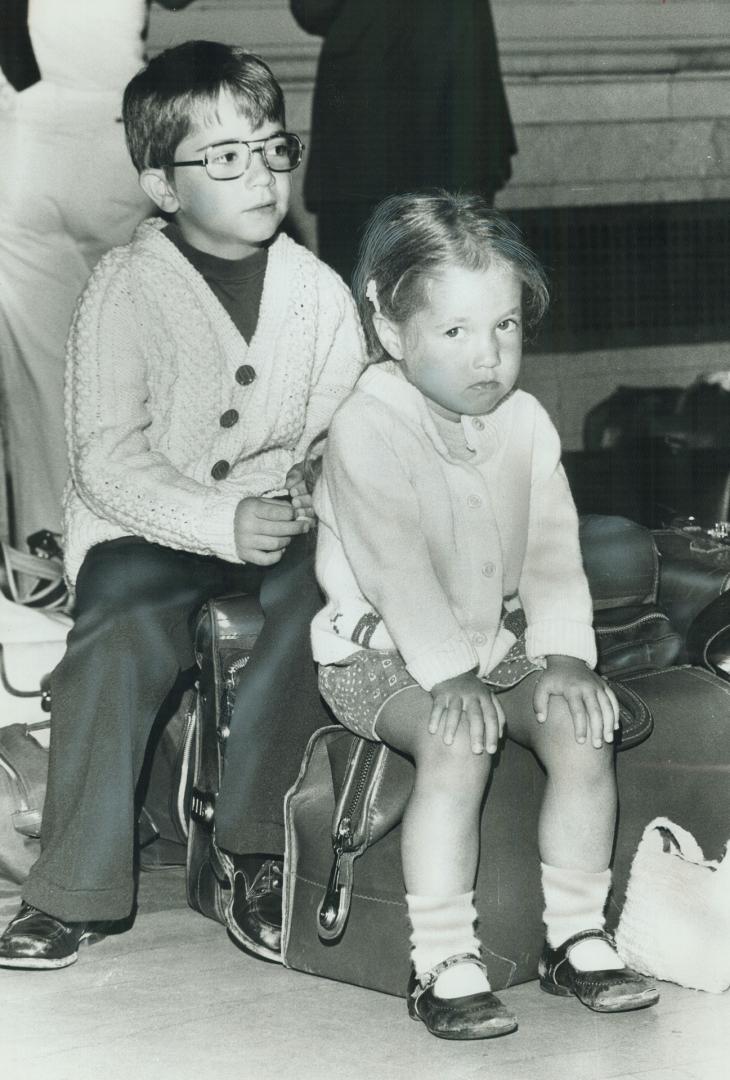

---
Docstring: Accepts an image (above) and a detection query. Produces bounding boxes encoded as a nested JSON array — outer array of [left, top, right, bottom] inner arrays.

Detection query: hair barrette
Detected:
[[365, 279, 381, 314]]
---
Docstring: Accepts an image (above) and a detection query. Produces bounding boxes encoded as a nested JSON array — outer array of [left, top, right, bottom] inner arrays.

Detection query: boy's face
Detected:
[[144, 91, 291, 259]]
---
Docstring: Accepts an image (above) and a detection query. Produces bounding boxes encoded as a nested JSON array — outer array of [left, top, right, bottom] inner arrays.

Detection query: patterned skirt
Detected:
[[318, 609, 540, 742]]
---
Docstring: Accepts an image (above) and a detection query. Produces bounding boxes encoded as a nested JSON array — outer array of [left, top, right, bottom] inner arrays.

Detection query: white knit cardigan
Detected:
[[311, 364, 597, 691], [63, 219, 366, 584]]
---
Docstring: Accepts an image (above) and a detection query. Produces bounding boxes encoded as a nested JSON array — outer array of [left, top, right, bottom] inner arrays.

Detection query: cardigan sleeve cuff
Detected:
[[526, 620, 598, 670], [406, 636, 480, 692], [199, 493, 242, 564]]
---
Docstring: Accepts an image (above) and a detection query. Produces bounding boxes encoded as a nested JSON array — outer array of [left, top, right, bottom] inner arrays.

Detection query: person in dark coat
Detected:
[[291, 0, 517, 282]]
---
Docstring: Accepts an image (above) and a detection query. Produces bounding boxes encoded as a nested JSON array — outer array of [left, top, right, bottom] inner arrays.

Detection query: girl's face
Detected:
[[388, 263, 523, 422]]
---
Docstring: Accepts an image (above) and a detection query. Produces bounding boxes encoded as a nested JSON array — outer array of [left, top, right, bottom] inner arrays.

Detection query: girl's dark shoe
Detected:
[[407, 952, 518, 1040], [0, 903, 107, 970], [538, 929, 660, 1012]]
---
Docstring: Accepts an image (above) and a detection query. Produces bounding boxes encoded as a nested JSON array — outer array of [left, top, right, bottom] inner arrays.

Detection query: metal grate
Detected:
[[509, 201, 730, 353]]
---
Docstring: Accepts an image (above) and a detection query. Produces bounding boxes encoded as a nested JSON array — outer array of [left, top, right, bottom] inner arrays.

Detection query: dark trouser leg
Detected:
[[22, 539, 250, 923], [216, 533, 330, 855]]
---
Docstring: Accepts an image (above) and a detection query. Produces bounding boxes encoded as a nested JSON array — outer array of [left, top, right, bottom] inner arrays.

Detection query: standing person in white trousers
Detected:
[[0, 0, 195, 546]]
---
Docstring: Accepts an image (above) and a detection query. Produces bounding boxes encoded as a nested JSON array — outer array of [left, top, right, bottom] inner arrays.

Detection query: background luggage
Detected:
[[0, 721, 49, 888]]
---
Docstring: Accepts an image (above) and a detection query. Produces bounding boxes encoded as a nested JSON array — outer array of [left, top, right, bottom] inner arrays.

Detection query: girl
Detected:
[[310, 192, 659, 1040]]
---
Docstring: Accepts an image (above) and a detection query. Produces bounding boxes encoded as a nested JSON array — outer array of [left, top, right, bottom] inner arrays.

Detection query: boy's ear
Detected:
[[139, 168, 181, 214], [372, 312, 405, 360]]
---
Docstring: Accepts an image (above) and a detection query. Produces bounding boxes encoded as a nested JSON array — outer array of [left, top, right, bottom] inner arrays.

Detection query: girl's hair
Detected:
[[351, 190, 549, 362], [122, 40, 285, 176]]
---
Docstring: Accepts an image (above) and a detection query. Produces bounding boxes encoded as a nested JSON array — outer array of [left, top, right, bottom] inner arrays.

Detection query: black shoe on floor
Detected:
[[538, 929, 660, 1012], [0, 903, 107, 970], [224, 855, 283, 964], [407, 952, 518, 1041]]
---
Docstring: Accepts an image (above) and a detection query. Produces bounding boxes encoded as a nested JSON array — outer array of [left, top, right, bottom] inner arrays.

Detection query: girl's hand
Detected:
[[429, 671, 505, 755], [533, 656, 620, 748], [285, 462, 316, 529]]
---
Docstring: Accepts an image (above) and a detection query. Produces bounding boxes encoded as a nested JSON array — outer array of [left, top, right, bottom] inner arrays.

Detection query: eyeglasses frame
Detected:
[[169, 131, 304, 181]]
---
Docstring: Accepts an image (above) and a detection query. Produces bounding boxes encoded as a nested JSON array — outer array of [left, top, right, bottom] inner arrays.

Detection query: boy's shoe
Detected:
[[0, 903, 107, 970], [538, 929, 660, 1012], [225, 855, 283, 964], [407, 953, 518, 1040]]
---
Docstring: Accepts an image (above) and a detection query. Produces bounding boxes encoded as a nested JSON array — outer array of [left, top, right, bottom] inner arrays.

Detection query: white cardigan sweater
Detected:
[[311, 364, 597, 691], [63, 219, 366, 584]]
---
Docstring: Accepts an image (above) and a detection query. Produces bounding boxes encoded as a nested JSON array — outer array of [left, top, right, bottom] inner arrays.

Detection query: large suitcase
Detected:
[[282, 664, 730, 997]]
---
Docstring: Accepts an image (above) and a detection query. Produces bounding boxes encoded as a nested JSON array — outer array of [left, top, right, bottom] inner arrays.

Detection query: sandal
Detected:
[[407, 951, 518, 1040], [538, 929, 660, 1012]]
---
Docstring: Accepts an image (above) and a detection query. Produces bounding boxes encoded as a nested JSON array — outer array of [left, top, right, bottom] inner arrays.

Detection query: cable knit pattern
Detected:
[[63, 218, 366, 585], [311, 364, 597, 691]]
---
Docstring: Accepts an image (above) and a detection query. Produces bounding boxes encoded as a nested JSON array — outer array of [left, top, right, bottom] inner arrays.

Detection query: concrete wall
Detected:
[[147, 0, 730, 447], [148, 0, 730, 221]]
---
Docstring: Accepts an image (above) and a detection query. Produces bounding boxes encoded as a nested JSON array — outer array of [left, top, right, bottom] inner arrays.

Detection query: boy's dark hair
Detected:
[[352, 190, 550, 363], [122, 40, 286, 175]]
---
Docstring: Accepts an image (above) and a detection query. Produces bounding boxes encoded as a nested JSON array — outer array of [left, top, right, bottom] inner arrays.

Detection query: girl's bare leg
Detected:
[[377, 685, 493, 996], [501, 673, 622, 969]]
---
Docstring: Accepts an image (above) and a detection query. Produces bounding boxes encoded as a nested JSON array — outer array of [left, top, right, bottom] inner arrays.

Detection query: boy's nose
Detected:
[[247, 147, 275, 184]]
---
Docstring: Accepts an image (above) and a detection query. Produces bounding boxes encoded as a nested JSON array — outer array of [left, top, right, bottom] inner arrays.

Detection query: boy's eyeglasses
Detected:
[[170, 132, 304, 180]]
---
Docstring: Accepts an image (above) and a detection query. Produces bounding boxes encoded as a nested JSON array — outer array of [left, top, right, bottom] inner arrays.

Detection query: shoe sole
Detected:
[[0, 930, 106, 971], [539, 979, 660, 1012]]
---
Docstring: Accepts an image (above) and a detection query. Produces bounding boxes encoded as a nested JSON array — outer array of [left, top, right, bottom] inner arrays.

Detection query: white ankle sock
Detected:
[[407, 891, 491, 998], [541, 863, 624, 972]]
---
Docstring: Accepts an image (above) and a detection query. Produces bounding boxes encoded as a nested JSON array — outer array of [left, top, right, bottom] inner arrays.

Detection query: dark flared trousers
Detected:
[[23, 533, 329, 922]]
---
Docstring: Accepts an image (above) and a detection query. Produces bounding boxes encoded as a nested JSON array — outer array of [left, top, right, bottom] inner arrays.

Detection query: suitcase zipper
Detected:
[[319, 741, 379, 936]]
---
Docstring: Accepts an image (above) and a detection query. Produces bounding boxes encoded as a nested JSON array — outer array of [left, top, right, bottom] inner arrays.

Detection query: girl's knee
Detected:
[[414, 725, 492, 793], [536, 697, 615, 777]]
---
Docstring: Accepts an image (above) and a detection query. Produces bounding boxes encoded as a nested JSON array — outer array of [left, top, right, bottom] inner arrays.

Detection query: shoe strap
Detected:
[[556, 928, 617, 961], [414, 951, 486, 1000]]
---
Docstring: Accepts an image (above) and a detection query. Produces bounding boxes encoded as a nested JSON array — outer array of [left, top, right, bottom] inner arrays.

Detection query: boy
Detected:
[[0, 40, 365, 970]]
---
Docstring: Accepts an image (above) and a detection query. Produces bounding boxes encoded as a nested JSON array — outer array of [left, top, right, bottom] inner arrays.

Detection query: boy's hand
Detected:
[[285, 462, 316, 530], [429, 671, 505, 755], [234, 496, 307, 565], [533, 656, 620, 748]]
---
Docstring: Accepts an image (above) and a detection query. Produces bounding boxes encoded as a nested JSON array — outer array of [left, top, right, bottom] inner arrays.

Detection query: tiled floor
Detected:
[[1, 868, 728, 1080]]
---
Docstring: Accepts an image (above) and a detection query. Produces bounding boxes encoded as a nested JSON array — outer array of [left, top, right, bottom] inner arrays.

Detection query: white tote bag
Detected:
[[0, 591, 71, 731], [615, 817, 730, 993]]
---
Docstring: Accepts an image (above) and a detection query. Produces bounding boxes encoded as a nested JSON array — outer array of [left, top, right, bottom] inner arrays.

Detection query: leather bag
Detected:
[[185, 594, 264, 923], [0, 721, 50, 887], [283, 682, 652, 997]]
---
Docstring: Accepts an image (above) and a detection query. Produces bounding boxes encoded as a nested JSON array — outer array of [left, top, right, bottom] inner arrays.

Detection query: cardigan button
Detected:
[[220, 409, 240, 428], [472, 418, 485, 430], [473, 632, 487, 646], [235, 364, 257, 386], [467, 494, 483, 508], [211, 459, 231, 480], [481, 562, 495, 577]]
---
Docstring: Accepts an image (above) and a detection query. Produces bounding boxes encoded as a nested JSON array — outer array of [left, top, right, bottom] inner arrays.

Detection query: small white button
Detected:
[[472, 418, 485, 430], [467, 494, 482, 508], [481, 562, 495, 577], [473, 632, 487, 646]]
